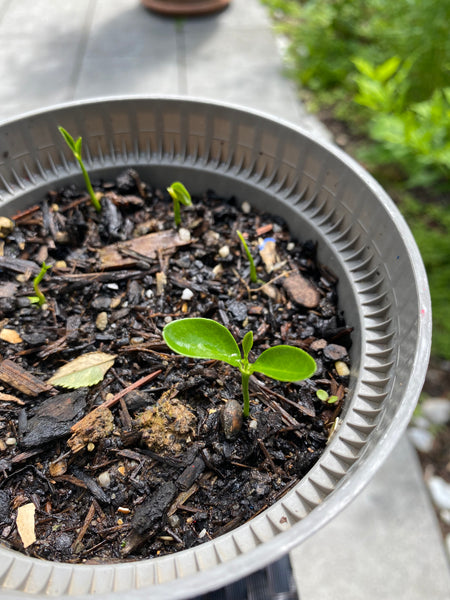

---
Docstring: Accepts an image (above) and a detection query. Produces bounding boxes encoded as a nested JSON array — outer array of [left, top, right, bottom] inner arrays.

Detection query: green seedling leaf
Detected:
[[58, 126, 102, 213], [28, 261, 51, 307], [237, 230, 259, 284], [48, 351, 117, 389], [163, 318, 316, 418], [242, 330, 253, 361], [252, 345, 317, 381], [167, 181, 192, 227], [163, 318, 241, 367], [316, 389, 339, 404]]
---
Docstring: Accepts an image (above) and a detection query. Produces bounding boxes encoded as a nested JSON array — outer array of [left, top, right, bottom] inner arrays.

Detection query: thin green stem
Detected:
[[241, 371, 251, 418], [237, 230, 258, 284], [173, 200, 181, 227], [79, 159, 101, 212], [33, 262, 51, 306]]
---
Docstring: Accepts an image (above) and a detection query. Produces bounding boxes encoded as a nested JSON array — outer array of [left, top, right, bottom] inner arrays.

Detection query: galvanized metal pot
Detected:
[[0, 97, 431, 599]]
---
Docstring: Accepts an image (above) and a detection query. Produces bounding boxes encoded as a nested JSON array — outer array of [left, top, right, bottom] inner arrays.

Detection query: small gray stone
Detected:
[[54, 532, 73, 551], [428, 476, 450, 511], [228, 300, 248, 322], [407, 426, 434, 453], [421, 398, 450, 426], [91, 296, 111, 310], [323, 344, 348, 361]]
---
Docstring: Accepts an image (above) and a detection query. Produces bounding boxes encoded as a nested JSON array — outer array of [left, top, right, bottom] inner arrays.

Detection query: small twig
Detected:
[[253, 377, 315, 417], [99, 369, 162, 410], [165, 527, 184, 545], [257, 438, 279, 474], [72, 502, 96, 552]]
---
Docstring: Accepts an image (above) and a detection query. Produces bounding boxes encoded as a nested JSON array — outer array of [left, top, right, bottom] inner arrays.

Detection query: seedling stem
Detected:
[[58, 126, 102, 213], [29, 261, 51, 307]]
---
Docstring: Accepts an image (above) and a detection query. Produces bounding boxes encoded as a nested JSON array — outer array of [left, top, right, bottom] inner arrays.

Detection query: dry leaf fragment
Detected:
[[16, 502, 36, 548], [48, 352, 117, 389], [98, 230, 190, 269], [0, 328, 23, 344]]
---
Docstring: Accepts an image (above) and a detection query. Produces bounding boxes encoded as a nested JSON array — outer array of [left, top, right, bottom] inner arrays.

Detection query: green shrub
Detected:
[[353, 57, 450, 187], [262, 0, 450, 360]]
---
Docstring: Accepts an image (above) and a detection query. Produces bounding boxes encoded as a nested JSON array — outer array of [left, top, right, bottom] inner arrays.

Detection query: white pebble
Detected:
[[411, 415, 430, 430], [407, 426, 434, 453], [335, 361, 350, 377], [98, 471, 111, 488], [5, 437, 16, 446], [218, 245, 230, 259], [241, 201, 251, 214], [168, 514, 180, 528], [212, 264, 224, 278], [96, 311, 108, 331], [421, 398, 450, 426], [178, 228, 191, 242], [428, 476, 450, 510], [145, 289, 154, 299], [181, 288, 194, 301], [287, 242, 295, 251], [106, 283, 119, 290]]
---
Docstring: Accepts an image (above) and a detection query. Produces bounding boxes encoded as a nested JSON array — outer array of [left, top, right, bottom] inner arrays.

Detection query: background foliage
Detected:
[[262, 0, 450, 359]]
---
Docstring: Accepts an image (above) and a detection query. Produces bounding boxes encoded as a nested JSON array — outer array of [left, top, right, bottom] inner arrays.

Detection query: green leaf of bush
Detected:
[[252, 345, 316, 381]]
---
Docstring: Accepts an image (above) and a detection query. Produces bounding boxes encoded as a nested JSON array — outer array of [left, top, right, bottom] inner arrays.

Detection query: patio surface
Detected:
[[0, 1, 449, 598]]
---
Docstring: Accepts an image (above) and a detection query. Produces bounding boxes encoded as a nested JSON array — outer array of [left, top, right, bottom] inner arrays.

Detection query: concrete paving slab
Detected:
[[291, 436, 450, 600]]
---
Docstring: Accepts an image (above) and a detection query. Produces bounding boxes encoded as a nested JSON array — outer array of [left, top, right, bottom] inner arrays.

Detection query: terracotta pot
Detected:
[[141, 0, 231, 16]]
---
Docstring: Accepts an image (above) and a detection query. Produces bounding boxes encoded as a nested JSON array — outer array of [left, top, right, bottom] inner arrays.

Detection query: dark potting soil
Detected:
[[0, 169, 351, 563]]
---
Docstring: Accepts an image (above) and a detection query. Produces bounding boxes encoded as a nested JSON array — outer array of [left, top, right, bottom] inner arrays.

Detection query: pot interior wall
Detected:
[[0, 98, 431, 599]]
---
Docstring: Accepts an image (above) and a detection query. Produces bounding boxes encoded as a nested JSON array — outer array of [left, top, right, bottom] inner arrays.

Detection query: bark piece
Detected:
[[281, 271, 321, 308], [132, 481, 177, 535], [0, 359, 53, 396], [98, 230, 190, 269], [21, 389, 88, 449], [0, 256, 40, 275], [177, 456, 205, 491]]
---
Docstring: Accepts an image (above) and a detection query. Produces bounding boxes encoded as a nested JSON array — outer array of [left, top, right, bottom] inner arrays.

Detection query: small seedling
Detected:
[[28, 261, 51, 307], [167, 181, 192, 227], [163, 318, 316, 418], [316, 389, 339, 404], [58, 126, 102, 213], [237, 230, 259, 284]]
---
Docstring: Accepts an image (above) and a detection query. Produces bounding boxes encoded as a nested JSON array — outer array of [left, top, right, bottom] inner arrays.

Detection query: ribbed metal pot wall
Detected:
[[0, 97, 431, 599]]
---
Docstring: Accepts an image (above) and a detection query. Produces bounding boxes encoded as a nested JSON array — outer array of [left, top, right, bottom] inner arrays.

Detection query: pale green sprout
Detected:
[[237, 230, 259, 284], [167, 181, 192, 227], [163, 318, 317, 418], [58, 126, 102, 213], [28, 261, 51, 307], [316, 389, 339, 404]]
